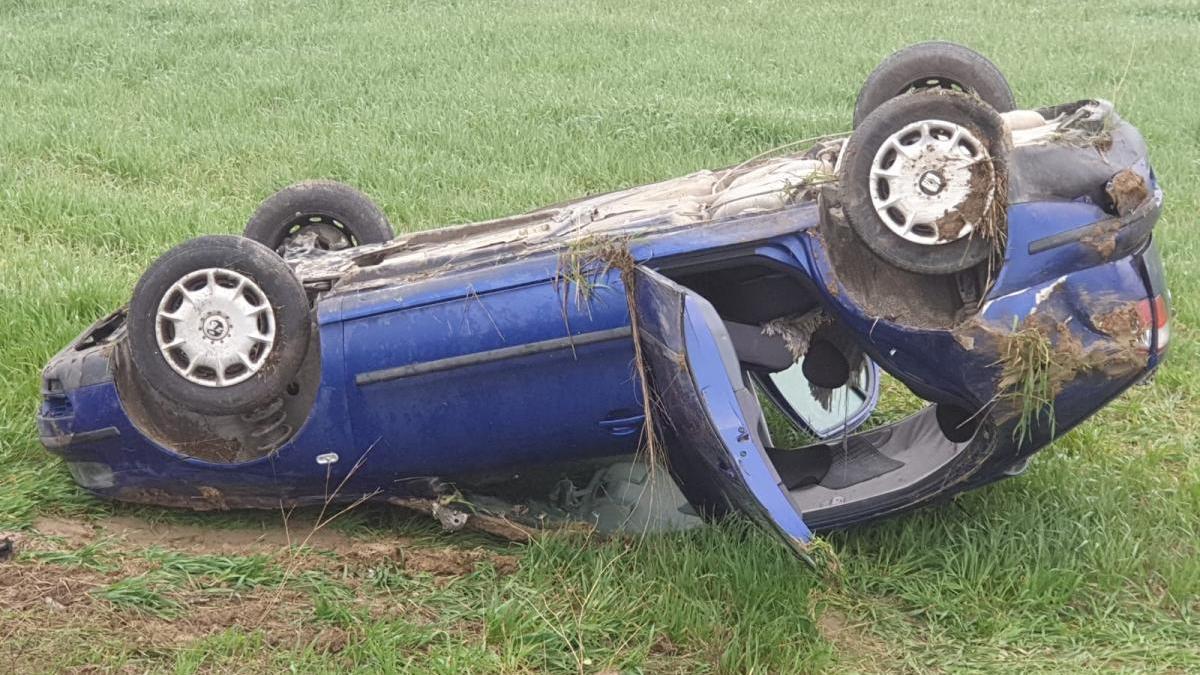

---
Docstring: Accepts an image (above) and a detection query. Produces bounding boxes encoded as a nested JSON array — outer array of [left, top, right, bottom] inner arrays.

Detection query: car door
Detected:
[[340, 258, 645, 479], [633, 267, 813, 555]]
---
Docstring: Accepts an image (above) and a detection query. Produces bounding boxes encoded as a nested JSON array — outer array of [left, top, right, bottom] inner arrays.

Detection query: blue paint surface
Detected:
[[39, 188, 1168, 540]]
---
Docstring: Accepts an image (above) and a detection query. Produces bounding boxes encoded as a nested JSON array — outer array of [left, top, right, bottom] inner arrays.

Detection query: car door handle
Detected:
[[598, 414, 645, 437]]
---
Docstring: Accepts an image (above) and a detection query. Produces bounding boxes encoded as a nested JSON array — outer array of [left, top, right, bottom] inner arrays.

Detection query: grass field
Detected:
[[2, 0, 1198, 672]]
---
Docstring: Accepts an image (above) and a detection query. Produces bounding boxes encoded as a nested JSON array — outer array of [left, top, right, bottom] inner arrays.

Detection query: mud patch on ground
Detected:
[[7, 513, 520, 672], [402, 547, 519, 576], [30, 516, 96, 547], [130, 589, 337, 649], [33, 514, 363, 554], [1, 560, 362, 672], [0, 560, 115, 612], [30, 514, 520, 577], [816, 606, 891, 671]]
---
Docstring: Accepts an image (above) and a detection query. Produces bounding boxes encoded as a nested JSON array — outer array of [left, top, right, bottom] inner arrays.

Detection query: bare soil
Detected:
[[30, 514, 519, 575], [2, 560, 362, 672], [816, 606, 892, 672], [2, 513, 520, 672], [34, 514, 363, 553]]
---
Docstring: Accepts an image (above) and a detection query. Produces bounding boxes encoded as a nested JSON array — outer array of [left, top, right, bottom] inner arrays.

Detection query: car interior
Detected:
[[660, 255, 984, 527]]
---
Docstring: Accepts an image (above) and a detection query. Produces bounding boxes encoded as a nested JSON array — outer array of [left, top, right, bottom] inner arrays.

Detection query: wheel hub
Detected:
[[201, 312, 231, 341], [918, 170, 946, 196], [868, 119, 993, 245], [281, 217, 354, 254], [155, 268, 275, 387]]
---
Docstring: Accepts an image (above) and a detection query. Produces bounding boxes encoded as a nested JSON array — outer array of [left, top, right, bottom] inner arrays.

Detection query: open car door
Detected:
[[633, 267, 813, 556]]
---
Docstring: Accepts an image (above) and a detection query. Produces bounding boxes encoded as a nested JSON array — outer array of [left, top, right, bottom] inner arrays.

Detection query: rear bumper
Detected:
[[898, 238, 1166, 526], [794, 209, 1167, 531]]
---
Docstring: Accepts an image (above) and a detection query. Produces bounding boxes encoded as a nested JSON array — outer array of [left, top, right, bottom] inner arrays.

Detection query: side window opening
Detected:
[[660, 255, 877, 440], [757, 357, 874, 439]]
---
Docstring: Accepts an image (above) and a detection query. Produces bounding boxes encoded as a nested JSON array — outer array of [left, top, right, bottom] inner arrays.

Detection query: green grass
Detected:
[[1, 0, 1198, 671], [95, 574, 187, 619]]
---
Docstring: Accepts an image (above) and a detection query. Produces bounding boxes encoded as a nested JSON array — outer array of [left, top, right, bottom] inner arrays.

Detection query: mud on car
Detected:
[[39, 43, 1170, 556]]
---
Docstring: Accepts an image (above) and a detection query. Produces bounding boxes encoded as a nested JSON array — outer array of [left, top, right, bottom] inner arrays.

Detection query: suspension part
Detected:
[[240, 396, 293, 454]]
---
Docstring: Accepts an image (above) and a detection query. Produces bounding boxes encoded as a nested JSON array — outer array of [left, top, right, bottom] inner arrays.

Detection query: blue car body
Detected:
[[39, 100, 1170, 555]]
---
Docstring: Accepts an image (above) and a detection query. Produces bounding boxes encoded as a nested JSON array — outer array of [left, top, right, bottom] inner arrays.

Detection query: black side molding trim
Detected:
[[40, 425, 120, 450], [356, 326, 633, 386], [1028, 192, 1160, 256]]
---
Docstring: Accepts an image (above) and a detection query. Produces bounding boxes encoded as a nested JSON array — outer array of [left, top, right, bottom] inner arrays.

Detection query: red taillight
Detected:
[[1135, 295, 1169, 353]]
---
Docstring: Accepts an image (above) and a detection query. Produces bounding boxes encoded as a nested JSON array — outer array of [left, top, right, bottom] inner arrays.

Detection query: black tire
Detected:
[[853, 42, 1015, 128], [243, 180, 394, 252], [840, 89, 1010, 275], [127, 235, 312, 416]]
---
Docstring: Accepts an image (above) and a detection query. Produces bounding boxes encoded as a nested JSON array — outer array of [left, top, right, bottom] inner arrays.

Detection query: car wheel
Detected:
[[840, 89, 1010, 275], [127, 235, 312, 416], [853, 42, 1015, 128], [243, 180, 394, 253]]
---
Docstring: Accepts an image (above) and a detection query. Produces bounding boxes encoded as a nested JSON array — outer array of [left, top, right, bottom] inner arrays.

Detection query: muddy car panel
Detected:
[[40, 208, 831, 504], [39, 101, 1169, 552]]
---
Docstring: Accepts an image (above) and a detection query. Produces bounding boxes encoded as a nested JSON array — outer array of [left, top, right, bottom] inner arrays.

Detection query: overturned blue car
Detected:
[[39, 44, 1170, 555]]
